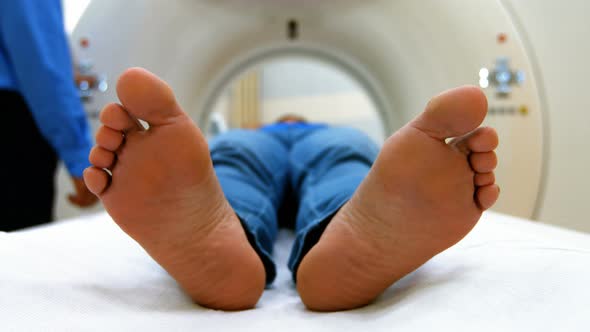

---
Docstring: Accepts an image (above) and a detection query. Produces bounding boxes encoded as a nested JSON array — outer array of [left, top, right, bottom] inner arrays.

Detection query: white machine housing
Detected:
[[65, 0, 547, 221]]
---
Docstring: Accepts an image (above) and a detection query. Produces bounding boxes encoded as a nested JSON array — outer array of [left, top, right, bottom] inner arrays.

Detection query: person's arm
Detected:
[[0, 0, 96, 206]]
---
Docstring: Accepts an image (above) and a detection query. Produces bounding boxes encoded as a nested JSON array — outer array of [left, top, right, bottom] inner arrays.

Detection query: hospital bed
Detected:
[[1, 212, 589, 331]]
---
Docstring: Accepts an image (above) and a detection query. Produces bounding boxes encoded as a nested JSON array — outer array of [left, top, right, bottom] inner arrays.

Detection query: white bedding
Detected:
[[1, 212, 589, 331]]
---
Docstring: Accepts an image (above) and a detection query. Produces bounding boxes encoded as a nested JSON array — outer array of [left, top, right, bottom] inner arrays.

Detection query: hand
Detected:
[[68, 176, 99, 208]]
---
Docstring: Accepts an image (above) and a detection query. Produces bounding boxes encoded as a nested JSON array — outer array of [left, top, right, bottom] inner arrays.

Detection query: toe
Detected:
[[476, 184, 500, 210], [96, 126, 124, 151], [469, 151, 498, 173], [451, 126, 499, 154], [412, 86, 488, 140], [89, 146, 116, 169], [474, 172, 495, 186], [83, 167, 111, 196], [100, 103, 142, 132], [116, 67, 185, 126]]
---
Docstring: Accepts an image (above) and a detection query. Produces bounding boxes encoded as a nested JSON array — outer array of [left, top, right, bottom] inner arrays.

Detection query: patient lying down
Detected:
[[83, 68, 499, 312]]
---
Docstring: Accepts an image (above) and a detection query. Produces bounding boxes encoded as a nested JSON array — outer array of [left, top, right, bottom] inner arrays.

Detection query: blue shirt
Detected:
[[0, 0, 92, 177]]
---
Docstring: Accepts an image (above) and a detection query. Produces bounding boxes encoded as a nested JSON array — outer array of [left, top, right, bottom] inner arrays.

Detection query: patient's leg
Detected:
[[210, 130, 290, 286], [286, 127, 378, 280], [83, 68, 265, 310], [296, 86, 500, 311]]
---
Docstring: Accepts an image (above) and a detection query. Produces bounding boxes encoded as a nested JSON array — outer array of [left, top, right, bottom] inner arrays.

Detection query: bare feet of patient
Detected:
[[83, 68, 265, 310], [297, 87, 500, 311]]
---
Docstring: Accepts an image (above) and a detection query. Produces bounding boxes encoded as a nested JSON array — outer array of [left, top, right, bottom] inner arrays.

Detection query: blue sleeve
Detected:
[[0, 0, 92, 177]]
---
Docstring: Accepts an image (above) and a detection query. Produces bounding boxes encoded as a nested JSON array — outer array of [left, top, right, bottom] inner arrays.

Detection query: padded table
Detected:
[[1, 211, 589, 331]]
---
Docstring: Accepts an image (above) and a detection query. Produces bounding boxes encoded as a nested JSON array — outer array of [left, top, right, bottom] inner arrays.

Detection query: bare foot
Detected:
[[83, 68, 265, 310], [296, 86, 500, 311]]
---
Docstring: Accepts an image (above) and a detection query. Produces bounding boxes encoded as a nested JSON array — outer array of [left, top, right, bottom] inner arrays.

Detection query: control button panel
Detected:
[[75, 37, 108, 119], [487, 104, 529, 116], [479, 57, 525, 97]]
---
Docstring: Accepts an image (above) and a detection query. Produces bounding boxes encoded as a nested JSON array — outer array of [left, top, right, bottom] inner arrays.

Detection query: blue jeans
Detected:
[[209, 126, 379, 285]]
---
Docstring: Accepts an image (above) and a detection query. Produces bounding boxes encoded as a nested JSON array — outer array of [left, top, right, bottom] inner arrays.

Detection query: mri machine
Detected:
[[2, 0, 590, 330]]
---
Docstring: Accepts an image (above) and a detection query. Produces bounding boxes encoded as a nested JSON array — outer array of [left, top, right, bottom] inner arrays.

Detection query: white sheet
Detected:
[[1, 212, 589, 331]]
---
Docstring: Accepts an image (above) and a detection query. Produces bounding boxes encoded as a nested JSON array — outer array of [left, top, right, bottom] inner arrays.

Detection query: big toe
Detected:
[[116, 67, 184, 126], [412, 86, 488, 140]]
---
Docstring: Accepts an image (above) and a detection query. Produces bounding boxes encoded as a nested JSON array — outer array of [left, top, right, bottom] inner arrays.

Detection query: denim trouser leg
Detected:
[[209, 130, 288, 285], [287, 127, 380, 282]]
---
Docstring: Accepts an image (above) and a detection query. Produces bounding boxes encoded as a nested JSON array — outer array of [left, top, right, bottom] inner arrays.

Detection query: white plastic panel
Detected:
[[67, 0, 545, 219]]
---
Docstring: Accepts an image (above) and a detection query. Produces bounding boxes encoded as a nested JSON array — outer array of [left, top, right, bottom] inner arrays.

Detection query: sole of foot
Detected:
[[296, 86, 500, 311], [84, 68, 265, 310]]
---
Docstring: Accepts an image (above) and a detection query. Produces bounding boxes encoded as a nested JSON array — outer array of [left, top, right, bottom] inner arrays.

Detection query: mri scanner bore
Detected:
[[68, 0, 546, 224], [205, 56, 385, 143]]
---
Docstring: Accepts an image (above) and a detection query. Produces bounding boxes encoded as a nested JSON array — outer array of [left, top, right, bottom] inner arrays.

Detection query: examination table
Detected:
[[1, 212, 589, 331]]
